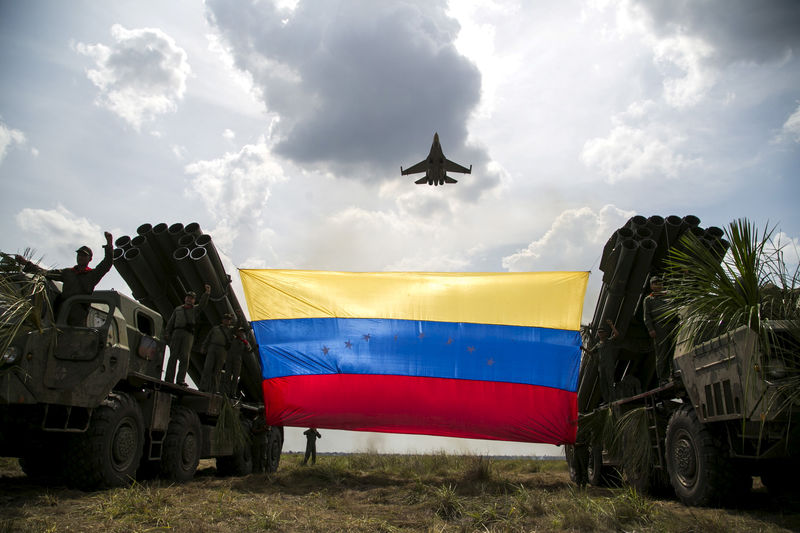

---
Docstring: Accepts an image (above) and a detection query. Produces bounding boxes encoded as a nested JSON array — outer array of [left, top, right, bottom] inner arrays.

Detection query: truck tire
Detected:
[[63, 393, 144, 490], [161, 406, 201, 482], [266, 426, 282, 473], [665, 405, 740, 506], [586, 442, 608, 486], [217, 420, 253, 476], [251, 431, 269, 474]]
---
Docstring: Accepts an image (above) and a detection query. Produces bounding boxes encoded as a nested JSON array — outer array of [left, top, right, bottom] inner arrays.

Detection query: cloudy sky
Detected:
[[1, 0, 798, 456]]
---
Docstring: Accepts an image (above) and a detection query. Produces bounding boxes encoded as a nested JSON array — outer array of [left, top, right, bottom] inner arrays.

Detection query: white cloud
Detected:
[[653, 34, 717, 108], [75, 24, 191, 130], [580, 121, 696, 183], [502, 204, 634, 272], [171, 144, 187, 159], [15, 205, 106, 264], [779, 103, 800, 143], [184, 137, 286, 249], [0, 120, 27, 165], [772, 231, 800, 275], [222, 128, 235, 140], [502, 204, 635, 324]]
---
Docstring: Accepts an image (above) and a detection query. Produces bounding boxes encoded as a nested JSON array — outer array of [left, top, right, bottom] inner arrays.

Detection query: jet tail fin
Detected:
[[415, 176, 428, 185]]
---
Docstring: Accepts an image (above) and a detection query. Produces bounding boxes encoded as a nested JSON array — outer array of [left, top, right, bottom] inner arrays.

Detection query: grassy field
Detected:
[[0, 453, 798, 532]]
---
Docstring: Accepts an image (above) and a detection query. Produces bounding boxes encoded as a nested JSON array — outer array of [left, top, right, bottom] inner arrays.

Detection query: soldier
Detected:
[[164, 284, 211, 386], [573, 423, 590, 489], [224, 327, 251, 397], [586, 319, 620, 404], [643, 276, 674, 385], [15, 232, 114, 326], [200, 313, 235, 394], [302, 428, 321, 465]]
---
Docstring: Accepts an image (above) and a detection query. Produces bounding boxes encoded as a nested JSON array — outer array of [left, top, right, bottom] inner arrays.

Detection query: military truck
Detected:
[[566, 215, 800, 506], [0, 223, 283, 489]]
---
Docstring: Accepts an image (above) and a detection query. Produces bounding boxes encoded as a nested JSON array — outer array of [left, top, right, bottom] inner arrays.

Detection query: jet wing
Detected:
[[401, 160, 427, 175], [444, 159, 471, 174]]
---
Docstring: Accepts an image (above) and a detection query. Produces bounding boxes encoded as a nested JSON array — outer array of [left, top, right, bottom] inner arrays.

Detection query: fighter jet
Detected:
[[401, 133, 472, 186]]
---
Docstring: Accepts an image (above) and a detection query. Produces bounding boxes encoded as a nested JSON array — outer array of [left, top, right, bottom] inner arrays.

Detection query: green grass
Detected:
[[0, 453, 797, 532]]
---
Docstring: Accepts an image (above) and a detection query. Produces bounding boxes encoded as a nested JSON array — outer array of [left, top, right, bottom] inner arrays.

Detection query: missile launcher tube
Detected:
[[123, 247, 173, 318], [114, 235, 133, 251], [663, 215, 683, 249], [178, 234, 195, 249], [173, 247, 205, 298], [615, 238, 657, 337], [167, 223, 184, 247], [184, 222, 203, 238], [597, 238, 638, 332], [112, 247, 148, 301]]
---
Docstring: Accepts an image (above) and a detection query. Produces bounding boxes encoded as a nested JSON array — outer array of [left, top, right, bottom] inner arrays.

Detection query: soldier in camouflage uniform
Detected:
[[200, 313, 235, 394], [224, 327, 251, 397], [164, 284, 211, 386], [15, 232, 114, 326], [643, 276, 675, 385]]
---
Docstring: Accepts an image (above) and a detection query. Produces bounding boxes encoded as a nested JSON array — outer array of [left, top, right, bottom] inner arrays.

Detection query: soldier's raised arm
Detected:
[[87, 232, 114, 287], [196, 283, 211, 311]]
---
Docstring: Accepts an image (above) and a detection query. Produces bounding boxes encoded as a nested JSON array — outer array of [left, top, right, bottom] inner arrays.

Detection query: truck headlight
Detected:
[[1, 346, 20, 365]]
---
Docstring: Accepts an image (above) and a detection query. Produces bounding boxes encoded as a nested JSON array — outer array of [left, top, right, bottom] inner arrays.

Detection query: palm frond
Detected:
[[578, 407, 614, 449], [0, 250, 54, 357], [216, 398, 249, 451], [607, 407, 651, 480], [661, 218, 800, 418]]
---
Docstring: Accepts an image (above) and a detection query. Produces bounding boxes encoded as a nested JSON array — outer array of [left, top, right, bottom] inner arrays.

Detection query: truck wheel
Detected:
[[216, 420, 253, 476], [161, 406, 201, 482], [251, 431, 269, 474], [665, 405, 736, 506], [586, 442, 604, 486], [63, 393, 144, 489], [266, 426, 282, 473]]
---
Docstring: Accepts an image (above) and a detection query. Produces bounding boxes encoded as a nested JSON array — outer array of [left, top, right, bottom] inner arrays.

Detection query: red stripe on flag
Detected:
[[263, 374, 577, 444]]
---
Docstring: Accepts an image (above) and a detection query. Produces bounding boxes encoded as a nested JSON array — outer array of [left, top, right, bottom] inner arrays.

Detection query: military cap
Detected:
[[185, 291, 197, 298], [76, 245, 93, 258]]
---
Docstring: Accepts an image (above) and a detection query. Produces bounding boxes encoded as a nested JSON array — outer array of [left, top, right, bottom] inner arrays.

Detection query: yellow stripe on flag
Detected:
[[240, 269, 588, 331]]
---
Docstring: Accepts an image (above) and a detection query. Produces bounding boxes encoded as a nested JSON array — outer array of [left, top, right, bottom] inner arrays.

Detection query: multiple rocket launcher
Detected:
[[112, 222, 262, 402], [579, 214, 729, 411]]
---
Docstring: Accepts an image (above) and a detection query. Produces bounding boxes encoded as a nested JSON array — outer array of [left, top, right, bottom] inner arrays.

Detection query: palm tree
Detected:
[[662, 218, 800, 413]]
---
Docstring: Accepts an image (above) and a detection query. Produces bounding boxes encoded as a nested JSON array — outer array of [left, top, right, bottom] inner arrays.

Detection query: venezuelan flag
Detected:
[[240, 270, 588, 444]]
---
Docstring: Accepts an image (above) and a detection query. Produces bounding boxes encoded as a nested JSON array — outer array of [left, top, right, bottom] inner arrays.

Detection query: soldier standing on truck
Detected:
[[225, 327, 250, 397], [15, 231, 114, 326], [164, 284, 211, 386], [591, 319, 620, 403], [302, 428, 321, 465], [643, 276, 674, 385], [200, 312, 234, 394]]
